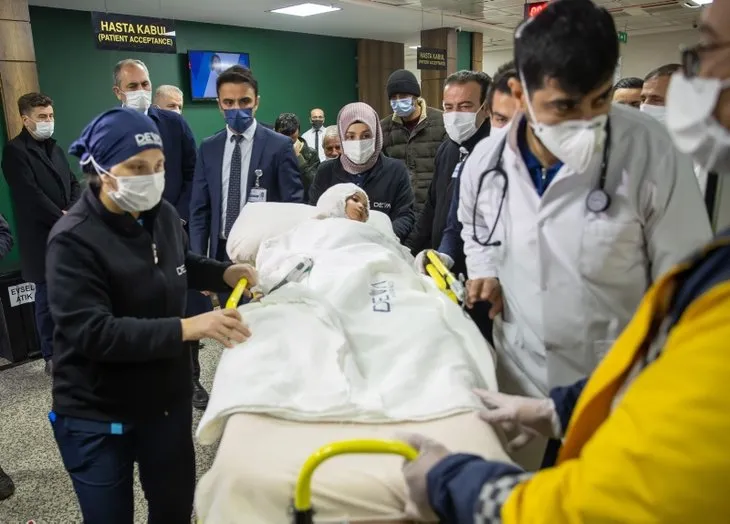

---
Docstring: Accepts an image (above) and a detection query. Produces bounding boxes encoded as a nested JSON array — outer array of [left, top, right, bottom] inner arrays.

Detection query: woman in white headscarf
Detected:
[[309, 102, 416, 241]]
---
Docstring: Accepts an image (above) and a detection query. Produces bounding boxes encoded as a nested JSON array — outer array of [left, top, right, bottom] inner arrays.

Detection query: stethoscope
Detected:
[[472, 119, 613, 247]]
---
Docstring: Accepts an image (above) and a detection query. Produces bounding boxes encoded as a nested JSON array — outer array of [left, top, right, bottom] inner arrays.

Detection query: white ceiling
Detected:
[[30, 0, 703, 53]]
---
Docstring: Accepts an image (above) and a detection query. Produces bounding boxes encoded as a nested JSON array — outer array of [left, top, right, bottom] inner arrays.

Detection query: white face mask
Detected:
[[666, 73, 730, 174], [342, 138, 376, 165], [640, 103, 667, 124], [520, 73, 607, 173], [90, 157, 165, 212], [444, 108, 482, 144], [30, 120, 54, 140], [124, 89, 152, 113]]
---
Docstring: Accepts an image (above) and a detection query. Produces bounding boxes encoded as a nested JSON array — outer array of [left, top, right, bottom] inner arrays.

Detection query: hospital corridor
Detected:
[[1, 0, 730, 523]]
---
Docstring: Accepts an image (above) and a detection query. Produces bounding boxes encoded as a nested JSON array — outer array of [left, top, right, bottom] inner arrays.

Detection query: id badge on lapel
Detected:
[[248, 169, 267, 203]]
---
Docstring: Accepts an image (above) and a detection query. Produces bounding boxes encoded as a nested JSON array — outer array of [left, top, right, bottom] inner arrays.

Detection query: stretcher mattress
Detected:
[[195, 412, 512, 523]]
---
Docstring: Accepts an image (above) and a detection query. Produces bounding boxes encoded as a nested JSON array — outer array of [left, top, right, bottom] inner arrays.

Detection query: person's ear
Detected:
[[508, 77, 531, 113], [253, 95, 260, 116], [113, 85, 125, 103]]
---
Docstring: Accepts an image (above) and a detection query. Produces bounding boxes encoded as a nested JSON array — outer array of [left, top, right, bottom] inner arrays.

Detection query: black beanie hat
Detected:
[[386, 69, 421, 98]]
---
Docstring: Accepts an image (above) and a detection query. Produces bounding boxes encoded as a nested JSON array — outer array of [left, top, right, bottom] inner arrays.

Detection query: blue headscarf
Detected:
[[68, 107, 163, 172]]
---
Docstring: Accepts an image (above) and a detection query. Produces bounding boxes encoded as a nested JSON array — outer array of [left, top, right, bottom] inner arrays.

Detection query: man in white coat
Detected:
[[456, 0, 712, 466]]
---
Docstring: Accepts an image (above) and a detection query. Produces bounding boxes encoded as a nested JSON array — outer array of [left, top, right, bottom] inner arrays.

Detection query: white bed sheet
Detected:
[[197, 218, 498, 444], [195, 412, 512, 524]]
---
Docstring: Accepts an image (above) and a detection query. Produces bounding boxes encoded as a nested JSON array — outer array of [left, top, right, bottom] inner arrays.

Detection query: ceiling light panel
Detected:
[[270, 3, 341, 17]]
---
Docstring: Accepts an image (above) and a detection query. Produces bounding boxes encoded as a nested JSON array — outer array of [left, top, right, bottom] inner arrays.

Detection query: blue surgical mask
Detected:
[[224, 108, 254, 133], [391, 98, 415, 118]]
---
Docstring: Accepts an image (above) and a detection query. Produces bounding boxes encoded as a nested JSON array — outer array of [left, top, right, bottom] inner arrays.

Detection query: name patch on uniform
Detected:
[[135, 132, 162, 148], [176, 265, 187, 276], [373, 202, 391, 210], [370, 280, 395, 313]]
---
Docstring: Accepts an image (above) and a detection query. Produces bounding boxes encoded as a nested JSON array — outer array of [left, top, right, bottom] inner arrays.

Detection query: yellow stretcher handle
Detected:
[[425, 264, 459, 304], [293, 439, 418, 512], [225, 278, 249, 309], [426, 250, 457, 285]]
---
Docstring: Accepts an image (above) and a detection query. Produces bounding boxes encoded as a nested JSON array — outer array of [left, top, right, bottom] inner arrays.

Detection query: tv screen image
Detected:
[[188, 50, 251, 100]]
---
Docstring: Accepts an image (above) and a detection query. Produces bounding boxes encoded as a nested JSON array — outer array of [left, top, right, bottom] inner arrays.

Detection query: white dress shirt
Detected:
[[221, 120, 257, 238], [302, 127, 326, 161]]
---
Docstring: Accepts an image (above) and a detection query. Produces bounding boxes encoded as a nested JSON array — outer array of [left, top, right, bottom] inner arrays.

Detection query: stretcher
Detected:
[[196, 276, 506, 523]]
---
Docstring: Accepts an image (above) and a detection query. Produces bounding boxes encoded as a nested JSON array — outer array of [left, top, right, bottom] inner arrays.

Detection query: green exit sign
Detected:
[[618, 31, 628, 43]]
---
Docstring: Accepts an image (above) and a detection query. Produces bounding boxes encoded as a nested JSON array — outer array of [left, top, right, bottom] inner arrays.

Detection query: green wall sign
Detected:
[[618, 31, 628, 44]]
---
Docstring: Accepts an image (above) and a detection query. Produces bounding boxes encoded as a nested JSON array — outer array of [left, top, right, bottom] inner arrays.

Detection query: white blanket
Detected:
[[197, 218, 497, 444]]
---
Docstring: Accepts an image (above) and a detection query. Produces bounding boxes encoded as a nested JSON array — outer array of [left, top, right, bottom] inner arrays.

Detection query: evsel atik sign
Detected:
[[7, 282, 35, 308], [91, 12, 177, 54]]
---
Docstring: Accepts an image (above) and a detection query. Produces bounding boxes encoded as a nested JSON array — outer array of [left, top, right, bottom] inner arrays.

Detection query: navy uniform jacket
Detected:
[[189, 122, 304, 259], [147, 106, 197, 223], [46, 187, 232, 422]]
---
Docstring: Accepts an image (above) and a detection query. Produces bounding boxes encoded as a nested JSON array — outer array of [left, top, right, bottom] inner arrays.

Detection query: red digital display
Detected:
[[524, 1, 549, 18]]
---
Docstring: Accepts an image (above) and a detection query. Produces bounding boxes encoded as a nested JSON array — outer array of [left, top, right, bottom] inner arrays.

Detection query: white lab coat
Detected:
[[458, 104, 713, 398], [302, 127, 326, 162]]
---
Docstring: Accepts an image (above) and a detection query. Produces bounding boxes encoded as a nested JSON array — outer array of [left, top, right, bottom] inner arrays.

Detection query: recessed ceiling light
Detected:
[[681, 0, 712, 6], [409, 45, 420, 49], [270, 3, 341, 17]]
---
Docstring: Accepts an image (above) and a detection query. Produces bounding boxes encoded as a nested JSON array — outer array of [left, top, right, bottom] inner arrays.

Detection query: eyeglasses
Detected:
[[681, 41, 730, 77]]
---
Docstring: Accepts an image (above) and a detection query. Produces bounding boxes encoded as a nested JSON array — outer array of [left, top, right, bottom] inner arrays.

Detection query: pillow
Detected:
[[226, 203, 400, 264], [226, 202, 318, 263]]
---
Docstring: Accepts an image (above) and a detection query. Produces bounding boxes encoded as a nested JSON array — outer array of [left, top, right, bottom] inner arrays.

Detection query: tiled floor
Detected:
[[0, 342, 223, 524]]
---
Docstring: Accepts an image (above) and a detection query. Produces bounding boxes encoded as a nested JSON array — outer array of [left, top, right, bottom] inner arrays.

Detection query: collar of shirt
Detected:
[[517, 118, 563, 196], [226, 119, 258, 142]]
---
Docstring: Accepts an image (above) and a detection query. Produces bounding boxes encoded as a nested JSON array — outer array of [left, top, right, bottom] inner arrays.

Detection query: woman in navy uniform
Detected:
[[45, 108, 256, 523]]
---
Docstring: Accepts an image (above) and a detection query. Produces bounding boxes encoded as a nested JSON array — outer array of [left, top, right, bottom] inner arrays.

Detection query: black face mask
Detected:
[[311, 120, 324, 130]]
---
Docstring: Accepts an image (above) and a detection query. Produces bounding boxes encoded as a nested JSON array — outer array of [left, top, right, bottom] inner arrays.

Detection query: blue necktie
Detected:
[[226, 134, 244, 237]]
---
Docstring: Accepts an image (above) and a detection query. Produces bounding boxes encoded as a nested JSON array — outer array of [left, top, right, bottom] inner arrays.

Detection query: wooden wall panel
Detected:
[[0, 0, 38, 139], [420, 28, 457, 109], [357, 39, 405, 119], [472, 32, 484, 72]]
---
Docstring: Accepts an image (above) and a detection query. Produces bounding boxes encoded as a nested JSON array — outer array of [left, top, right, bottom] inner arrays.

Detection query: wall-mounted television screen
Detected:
[[188, 50, 251, 100]]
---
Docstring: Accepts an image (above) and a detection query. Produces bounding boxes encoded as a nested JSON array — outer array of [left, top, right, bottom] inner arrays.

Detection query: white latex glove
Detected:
[[413, 250, 454, 275], [399, 433, 447, 522], [475, 389, 562, 451]]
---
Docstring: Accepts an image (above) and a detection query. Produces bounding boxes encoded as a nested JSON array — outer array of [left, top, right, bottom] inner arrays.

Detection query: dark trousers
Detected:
[[51, 403, 195, 524], [190, 342, 200, 381], [34, 281, 54, 361], [467, 300, 494, 346]]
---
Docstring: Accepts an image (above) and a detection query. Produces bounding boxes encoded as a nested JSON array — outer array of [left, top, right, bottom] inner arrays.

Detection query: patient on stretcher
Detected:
[[197, 198, 499, 445], [194, 200, 509, 524], [315, 182, 370, 223]]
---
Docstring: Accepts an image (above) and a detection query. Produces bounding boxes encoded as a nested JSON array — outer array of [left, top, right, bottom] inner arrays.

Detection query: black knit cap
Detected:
[[386, 69, 421, 98]]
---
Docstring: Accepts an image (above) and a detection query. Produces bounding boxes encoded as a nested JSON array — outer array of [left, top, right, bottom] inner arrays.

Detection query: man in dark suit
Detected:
[[112, 59, 211, 408], [2, 92, 81, 374], [189, 65, 304, 263]]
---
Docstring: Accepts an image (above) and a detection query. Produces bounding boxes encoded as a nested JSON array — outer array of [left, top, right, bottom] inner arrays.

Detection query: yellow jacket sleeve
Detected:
[[501, 282, 730, 524]]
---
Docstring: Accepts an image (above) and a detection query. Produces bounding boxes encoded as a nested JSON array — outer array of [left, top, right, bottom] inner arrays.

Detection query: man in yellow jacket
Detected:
[[401, 0, 730, 522]]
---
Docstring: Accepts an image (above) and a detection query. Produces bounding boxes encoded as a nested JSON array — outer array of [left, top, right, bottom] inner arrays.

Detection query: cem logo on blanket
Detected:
[[370, 280, 395, 313]]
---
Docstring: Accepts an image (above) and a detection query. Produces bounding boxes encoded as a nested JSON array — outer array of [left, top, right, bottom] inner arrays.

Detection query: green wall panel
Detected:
[[30, 6, 357, 151], [0, 101, 20, 273], [0, 6, 358, 273], [457, 31, 472, 72]]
